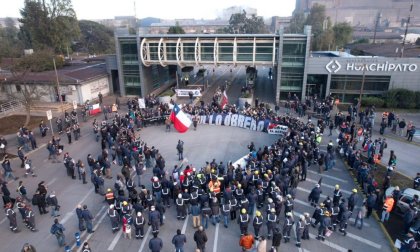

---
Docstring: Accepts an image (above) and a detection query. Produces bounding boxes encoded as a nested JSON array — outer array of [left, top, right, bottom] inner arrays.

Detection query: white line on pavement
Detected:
[[308, 233, 347, 252], [305, 178, 351, 195], [107, 229, 123, 250], [72, 205, 108, 251], [213, 223, 220, 252], [61, 188, 95, 226], [307, 170, 348, 183], [138, 226, 152, 252], [0, 217, 6, 225], [293, 199, 371, 227], [294, 211, 379, 249], [181, 215, 189, 234], [346, 232, 382, 249], [47, 177, 57, 186]]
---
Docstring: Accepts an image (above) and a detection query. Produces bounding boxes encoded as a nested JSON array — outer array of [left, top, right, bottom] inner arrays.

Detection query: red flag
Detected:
[[220, 90, 228, 108]]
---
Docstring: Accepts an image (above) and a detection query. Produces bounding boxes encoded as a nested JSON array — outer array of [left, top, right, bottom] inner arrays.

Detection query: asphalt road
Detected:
[[0, 69, 394, 252]]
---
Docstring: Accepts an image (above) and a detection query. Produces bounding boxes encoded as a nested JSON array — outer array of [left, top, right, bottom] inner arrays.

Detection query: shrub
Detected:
[[361, 96, 385, 108], [385, 88, 418, 109], [384, 89, 398, 108], [159, 89, 175, 97], [415, 91, 420, 109]]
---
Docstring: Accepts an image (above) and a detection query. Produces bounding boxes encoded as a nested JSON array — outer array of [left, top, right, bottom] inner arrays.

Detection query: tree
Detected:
[[226, 11, 268, 34], [333, 22, 353, 49], [19, 0, 80, 53], [285, 11, 306, 33], [1, 50, 61, 126], [167, 22, 185, 34], [0, 18, 24, 61], [75, 20, 115, 54], [305, 3, 327, 38]]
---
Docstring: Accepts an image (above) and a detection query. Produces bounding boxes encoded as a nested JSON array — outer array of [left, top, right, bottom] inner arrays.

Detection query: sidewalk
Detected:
[[1, 95, 123, 157]]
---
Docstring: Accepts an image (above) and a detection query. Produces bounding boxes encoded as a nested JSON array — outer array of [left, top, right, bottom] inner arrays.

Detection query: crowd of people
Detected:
[[1, 92, 420, 252]]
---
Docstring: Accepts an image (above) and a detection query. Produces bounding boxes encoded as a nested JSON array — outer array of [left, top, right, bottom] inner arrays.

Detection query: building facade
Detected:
[[114, 26, 420, 103]]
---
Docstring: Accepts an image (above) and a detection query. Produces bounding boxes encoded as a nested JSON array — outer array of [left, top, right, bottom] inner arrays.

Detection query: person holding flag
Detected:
[[220, 89, 228, 109], [170, 104, 192, 133]]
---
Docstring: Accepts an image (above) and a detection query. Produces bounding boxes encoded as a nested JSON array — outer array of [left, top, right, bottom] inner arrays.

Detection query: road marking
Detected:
[[71, 205, 107, 251], [293, 199, 370, 227], [212, 223, 220, 252], [308, 233, 347, 252], [305, 178, 351, 195], [138, 226, 152, 252], [0, 217, 6, 225], [294, 211, 378, 248], [47, 177, 57, 186], [60, 188, 95, 226], [346, 232, 381, 249], [307, 170, 348, 183], [181, 214, 189, 234], [107, 229, 123, 250]]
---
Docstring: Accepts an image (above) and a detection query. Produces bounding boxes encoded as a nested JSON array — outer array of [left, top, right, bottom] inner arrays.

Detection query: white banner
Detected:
[[138, 98, 146, 109], [175, 89, 202, 97], [46, 110, 52, 120], [267, 124, 289, 135]]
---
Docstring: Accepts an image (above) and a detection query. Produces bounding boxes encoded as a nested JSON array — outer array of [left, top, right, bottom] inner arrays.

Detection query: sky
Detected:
[[0, 0, 295, 20]]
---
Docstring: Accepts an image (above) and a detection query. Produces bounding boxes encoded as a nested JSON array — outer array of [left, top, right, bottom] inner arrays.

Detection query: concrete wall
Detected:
[[79, 77, 110, 103]]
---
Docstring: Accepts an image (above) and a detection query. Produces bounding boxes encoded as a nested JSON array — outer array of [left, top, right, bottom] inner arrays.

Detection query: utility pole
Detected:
[[373, 12, 382, 44], [53, 57, 61, 103], [358, 63, 366, 113], [401, 0, 414, 57]]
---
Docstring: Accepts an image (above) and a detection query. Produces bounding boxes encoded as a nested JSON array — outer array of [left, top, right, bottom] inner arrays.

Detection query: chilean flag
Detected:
[[89, 103, 101, 115], [220, 90, 228, 108], [170, 104, 192, 133]]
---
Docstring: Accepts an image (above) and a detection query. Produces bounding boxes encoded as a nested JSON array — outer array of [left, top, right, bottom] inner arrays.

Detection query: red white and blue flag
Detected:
[[170, 104, 191, 133], [220, 90, 228, 109]]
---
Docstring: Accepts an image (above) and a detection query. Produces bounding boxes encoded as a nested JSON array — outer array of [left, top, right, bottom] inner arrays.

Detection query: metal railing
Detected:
[[0, 100, 23, 117]]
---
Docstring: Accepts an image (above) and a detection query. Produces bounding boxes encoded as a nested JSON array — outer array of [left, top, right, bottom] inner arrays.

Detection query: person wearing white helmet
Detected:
[[302, 213, 311, 240], [134, 212, 145, 239], [284, 194, 294, 217], [107, 204, 119, 233], [295, 215, 305, 247], [283, 212, 294, 243], [176, 193, 186, 220], [266, 208, 278, 239]]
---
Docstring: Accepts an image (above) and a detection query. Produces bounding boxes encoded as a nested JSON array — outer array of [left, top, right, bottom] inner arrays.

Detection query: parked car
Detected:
[[385, 187, 420, 216]]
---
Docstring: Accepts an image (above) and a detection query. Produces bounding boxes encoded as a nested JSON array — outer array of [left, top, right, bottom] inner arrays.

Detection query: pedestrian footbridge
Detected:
[[140, 34, 284, 67]]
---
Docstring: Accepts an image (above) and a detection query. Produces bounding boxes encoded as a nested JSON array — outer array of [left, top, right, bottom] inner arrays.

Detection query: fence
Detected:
[[0, 100, 23, 117]]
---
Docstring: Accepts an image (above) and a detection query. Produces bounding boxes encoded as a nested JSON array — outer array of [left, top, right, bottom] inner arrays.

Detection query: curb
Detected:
[[380, 131, 420, 148], [341, 158, 398, 252]]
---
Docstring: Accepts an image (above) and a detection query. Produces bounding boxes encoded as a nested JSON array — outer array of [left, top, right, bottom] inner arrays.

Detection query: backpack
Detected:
[[32, 195, 39, 206]]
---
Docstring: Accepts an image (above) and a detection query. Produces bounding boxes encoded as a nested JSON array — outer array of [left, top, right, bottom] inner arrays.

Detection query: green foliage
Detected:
[[12, 50, 64, 73], [305, 3, 327, 37], [361, 96, 385, 108], [288, 3, 353, 51], [226, 11, 268, 34], [167, 22, 185, 34], [285, 12, 305, 33], [384, 89, 420, 109], [354, 38, 369, 44], [333, 22, 353, 48], [0, 19, 24, 61], [74, 20, 115, 54], [19, 0, 80, 53], [415, 92, 420, 109]]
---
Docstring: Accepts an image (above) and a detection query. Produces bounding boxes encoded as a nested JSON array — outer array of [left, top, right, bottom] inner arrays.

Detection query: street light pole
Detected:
[[358, 64, 366, 113]]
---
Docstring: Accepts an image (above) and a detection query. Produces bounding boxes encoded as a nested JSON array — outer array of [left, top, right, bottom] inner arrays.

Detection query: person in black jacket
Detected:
[[32, 190, 48, 215], [194, 226, 208, 252], [149, 232, 163, 252], [271, 228, 282, 251]]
